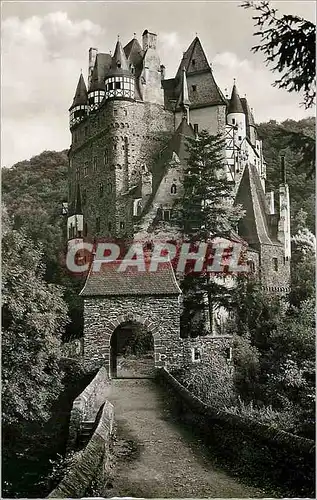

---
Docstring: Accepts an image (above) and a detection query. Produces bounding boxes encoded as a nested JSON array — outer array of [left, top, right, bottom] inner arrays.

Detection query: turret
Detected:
[[88, 58, 106, 113], [227, 81, 246, 146], [69, 74, 88, 129], [277, 156, 291, 259], [88, 48, 98, 88], [104, 38, 135, 100], [178, 67, 190, 124], [67, 184, 84, 243], [139, 30, 164, 105]]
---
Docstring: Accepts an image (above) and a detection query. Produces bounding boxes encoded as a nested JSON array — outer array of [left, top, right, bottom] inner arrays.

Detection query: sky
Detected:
[[1, 0, 316, 167]]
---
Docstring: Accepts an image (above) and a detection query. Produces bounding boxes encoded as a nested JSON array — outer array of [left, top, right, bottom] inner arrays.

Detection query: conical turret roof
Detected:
[[70, 74, 88, 109], [228, 83, 244, 114], [108, 39, 130, 77], [179, 67, 190, 107]]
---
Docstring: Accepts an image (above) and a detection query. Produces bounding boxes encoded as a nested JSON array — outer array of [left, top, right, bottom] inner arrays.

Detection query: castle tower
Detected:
[[105, 38, 135, 100], [227, 81, 246, 146], [139, 30, 164, 105], [69, 74, 88, 129]]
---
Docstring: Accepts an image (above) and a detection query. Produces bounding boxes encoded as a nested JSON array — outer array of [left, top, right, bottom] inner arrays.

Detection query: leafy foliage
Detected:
[[2, 210, 68, 428], [2, 150, 85, 340], [257, 118, 315, 230], [241, 1, 316, 108], [174, 130, 244, 337]]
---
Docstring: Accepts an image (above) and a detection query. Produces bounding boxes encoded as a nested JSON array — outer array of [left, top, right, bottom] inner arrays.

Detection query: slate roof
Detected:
[[228, 84, 244, 114], [170, 117, 195, 160], [124, 37, 143, 68], [240, 97, 257, 144], [80, 259, 181, 296], [235, 164, 280, 246], [89, 53, 112, 91], [70, 73, 88, 109], [108, 40, 131, 77]]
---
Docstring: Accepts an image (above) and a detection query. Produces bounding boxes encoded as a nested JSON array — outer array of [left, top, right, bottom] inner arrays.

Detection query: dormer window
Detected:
[[117, 61, 121, 68], [192, 85, 197, 91], [192, 59, 196, 66], [232, 118, 235, 125]]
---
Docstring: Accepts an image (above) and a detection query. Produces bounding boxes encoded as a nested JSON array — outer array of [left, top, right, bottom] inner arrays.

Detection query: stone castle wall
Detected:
[[83, 295, 233, 374], [69, 99, 174, 239]]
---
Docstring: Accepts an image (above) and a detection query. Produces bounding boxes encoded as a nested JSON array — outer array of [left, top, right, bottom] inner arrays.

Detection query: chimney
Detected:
[[88, 47, 98, 87], [142, 29, 157, 51], [266, 191, 275, 215]]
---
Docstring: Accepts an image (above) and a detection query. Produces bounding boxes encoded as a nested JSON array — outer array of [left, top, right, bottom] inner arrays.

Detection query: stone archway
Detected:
[[80, 260, 183, 374], [109, 316, 158, 378]]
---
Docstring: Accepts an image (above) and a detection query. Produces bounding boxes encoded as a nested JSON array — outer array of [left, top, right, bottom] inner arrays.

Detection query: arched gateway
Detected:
[[80, 259, 182, 375]]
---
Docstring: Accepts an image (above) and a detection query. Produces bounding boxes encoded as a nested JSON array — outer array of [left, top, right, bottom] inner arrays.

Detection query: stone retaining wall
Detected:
[[67, 366, 111, 450], [48, 399, 114, 498], [160, 368, 315, 497]]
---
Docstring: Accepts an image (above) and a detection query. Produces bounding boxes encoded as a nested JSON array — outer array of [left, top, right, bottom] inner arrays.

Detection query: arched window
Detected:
[[171, 183, 177, 194], [99, 183, 104, 197]]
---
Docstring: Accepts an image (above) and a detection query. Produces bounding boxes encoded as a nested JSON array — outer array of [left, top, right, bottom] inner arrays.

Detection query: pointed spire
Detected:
[[109, 39, 130, 75], [180, 67, 190, 123], [228, 82, 244, 114], [71, 73, 88, 108], [75, 184, 83, 214]]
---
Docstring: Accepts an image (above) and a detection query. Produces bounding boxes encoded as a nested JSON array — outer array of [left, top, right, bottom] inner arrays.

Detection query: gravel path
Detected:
[[103, 378, 266, 498]]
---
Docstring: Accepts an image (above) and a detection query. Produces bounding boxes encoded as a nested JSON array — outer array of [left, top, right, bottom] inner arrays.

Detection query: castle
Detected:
[[66, 31, 291, 373]]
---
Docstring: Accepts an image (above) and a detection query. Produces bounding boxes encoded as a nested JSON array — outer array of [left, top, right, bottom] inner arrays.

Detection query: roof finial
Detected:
[[117, 34, 120, 41], [233, 77, 236, 85], [133, 32, 136, 38]]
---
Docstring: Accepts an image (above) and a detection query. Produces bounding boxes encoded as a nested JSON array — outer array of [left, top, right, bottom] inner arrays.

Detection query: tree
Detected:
[[2, 208, 69, 432], [241, 1, 316, 108], [174, 130, 243, 337], [290, 216, 315, 307]]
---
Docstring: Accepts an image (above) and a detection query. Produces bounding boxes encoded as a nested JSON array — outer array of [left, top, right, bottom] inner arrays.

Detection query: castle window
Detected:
[[84, 162, 89, 177], [192, 59, 196, 66], [99, 183, 104, 197], [122, 144, 125, 151], [113, 143, 117, 151], [238, 135, 242, 141], [162, 209, 171, 221], [115, 81, 121, 89], [76, 168, 80, 180], [192, 348, 201, 363], [273, 258, 278, 271], [192, 85, 197, 91], [232, 118, 235, 125], [114, 109, 118, 116], [171, 183, 177, 195], [84, 222, 88, 237], [120, 221, 125, 229], [85, 126, 88, 136], [194, 123, 199, 135], [226, 347, 233, 362], [96, 217, 100, 233], [124, 109, 128, 116], [247, 260, 255, 273], [117, 61, 121, 68], [108, 82, 113, 91], [93, 156, 97, 171], [108, 222, 112, 231], [104, 149, 108, 165], [82, 189, 87, 204]]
